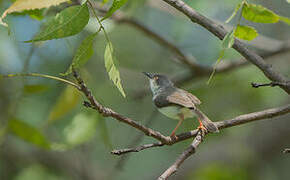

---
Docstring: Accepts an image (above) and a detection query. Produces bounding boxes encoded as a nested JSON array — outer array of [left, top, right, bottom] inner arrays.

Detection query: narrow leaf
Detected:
[[48, 85, 80, 123], [101, 0, 128, 21], [25, 4, 89, 42], [222, 29, 235, 49], [63, 32, 98, 75], [234, 25, 258, 41], [64, 113, 97, 146], [104, 42, 126, 97], [242, 4, 279, 23], [1, 0, 69, 26], [225, 3, 242, 23], [8, 118, 50, 149]]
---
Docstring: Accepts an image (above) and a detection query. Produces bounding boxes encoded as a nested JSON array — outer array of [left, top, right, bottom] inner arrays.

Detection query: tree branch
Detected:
[[158, 130, 205, 180], [161, 0, 290, 94], [72, 69, 172, 144], [111, 104, 290, 155], [283, 148, 290, 154], [251, 81, 290, 89]]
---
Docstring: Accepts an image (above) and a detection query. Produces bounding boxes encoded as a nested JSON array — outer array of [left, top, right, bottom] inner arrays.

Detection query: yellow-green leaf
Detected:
[[48, 85, 80, 123], [25, 4, 89, 42], [279, 16, 290, 25], [23, 84, 48, 94], [242, 4, 279, 23], [225, 3, 242, 23], [104, 42, 126, 97], [234, 25, 258, 41], [1, 0, 69, 26], [63, 32, 98, 75], [101, 0, 128, 21], [222, 29, 235, 49], [8, 118, 50, 149], [64, 113, 97, 146]]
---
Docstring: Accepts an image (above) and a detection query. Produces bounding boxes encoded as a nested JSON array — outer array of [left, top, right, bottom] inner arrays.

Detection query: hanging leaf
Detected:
[[64, 113, 97, 146], [225, 3, 242, 23], [101, 0, 128, 21], [8, 118, 51, 149], [234, 25, 258, 41], [23, 84, 49, 94], [104, 42, 126, 97], [48, 85, 80, 123], [63, 32, 98, 75], [222, 29, 235, 49], [25, 4, 90, 42], [242, 4, 279, 23], [1, 0, 69, 26]]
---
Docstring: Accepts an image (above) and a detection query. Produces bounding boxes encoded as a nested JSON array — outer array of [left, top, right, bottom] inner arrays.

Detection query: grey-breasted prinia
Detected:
[[143, 72, 219, 137]]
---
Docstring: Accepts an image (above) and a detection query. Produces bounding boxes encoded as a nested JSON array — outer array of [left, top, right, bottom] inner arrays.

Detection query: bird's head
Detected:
[[143, 72, 174, 94]]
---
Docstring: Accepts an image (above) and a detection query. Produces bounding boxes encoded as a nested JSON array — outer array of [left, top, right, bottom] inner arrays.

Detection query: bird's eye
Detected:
[[153, 76, 158, 80]]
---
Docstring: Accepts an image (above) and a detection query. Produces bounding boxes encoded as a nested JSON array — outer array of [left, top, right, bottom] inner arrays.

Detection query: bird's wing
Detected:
[[166, 89, 201, 108]]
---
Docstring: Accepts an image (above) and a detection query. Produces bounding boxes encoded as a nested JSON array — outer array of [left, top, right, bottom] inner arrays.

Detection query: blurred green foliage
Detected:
[[0, 0, 289, 180]]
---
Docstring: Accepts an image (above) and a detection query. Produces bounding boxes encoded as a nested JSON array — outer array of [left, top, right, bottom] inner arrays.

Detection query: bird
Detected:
[[143, 72, 219, 138]]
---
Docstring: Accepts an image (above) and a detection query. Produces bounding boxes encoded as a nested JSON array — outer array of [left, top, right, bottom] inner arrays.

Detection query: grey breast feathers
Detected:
[[166, 88, 201, 108]]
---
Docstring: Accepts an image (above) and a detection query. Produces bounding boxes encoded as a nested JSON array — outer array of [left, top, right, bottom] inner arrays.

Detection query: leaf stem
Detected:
[[1, 73, 80, 89]]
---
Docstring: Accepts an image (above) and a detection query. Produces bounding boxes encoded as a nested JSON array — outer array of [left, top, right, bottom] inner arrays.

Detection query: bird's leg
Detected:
[[197, 118, 207, 132], [170, 114, 184, 139]]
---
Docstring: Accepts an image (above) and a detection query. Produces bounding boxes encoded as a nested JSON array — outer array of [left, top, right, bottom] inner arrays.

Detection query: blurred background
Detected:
[[0, 0, 289, 179]]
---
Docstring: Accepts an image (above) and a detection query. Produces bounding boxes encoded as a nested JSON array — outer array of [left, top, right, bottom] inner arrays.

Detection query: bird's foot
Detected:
[[170, 133, 178, 141]]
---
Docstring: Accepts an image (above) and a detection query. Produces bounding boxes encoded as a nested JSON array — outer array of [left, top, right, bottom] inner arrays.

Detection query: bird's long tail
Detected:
[[192, 108, 219, 133]]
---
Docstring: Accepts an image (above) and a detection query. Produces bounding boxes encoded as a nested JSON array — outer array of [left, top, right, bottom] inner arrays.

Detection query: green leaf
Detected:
[[234, 25, 258, 41], [25, 4, 89, 42], [279, 16, 290, 25], [8, 118, 50, 149], [64, 113, 97, 146], [48, 85, 80, 123], [242, 4, 279, 23], [63, 32, 98, 75], [225, 3, 242, 23], [23, 84, 48, 94], [101, 0, 128, 21], [222, 29, 235, 49], [1, 0, 69, 26], [104, 42, 126, 97]]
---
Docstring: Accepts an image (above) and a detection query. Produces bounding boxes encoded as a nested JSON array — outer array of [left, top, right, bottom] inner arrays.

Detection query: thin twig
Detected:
[[251, 81, 290, 88], [283, 148, 290, 154], [158, 130, 206, 180], [111, 104, 290, 155], [2, 73, 80, 90]]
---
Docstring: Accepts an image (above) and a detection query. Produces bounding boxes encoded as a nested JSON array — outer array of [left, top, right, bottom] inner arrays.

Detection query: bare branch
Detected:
[[161, 0, 290, 94], [251, 81, 290, 89], [72, 69, 172, 144], [158, 130, 205, 180], [283, 148, 290, 154], [111, 104, 290, 155]]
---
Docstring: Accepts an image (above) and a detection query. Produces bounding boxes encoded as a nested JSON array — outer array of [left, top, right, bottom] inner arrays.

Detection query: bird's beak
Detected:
[[143, 72, 153, 79]]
